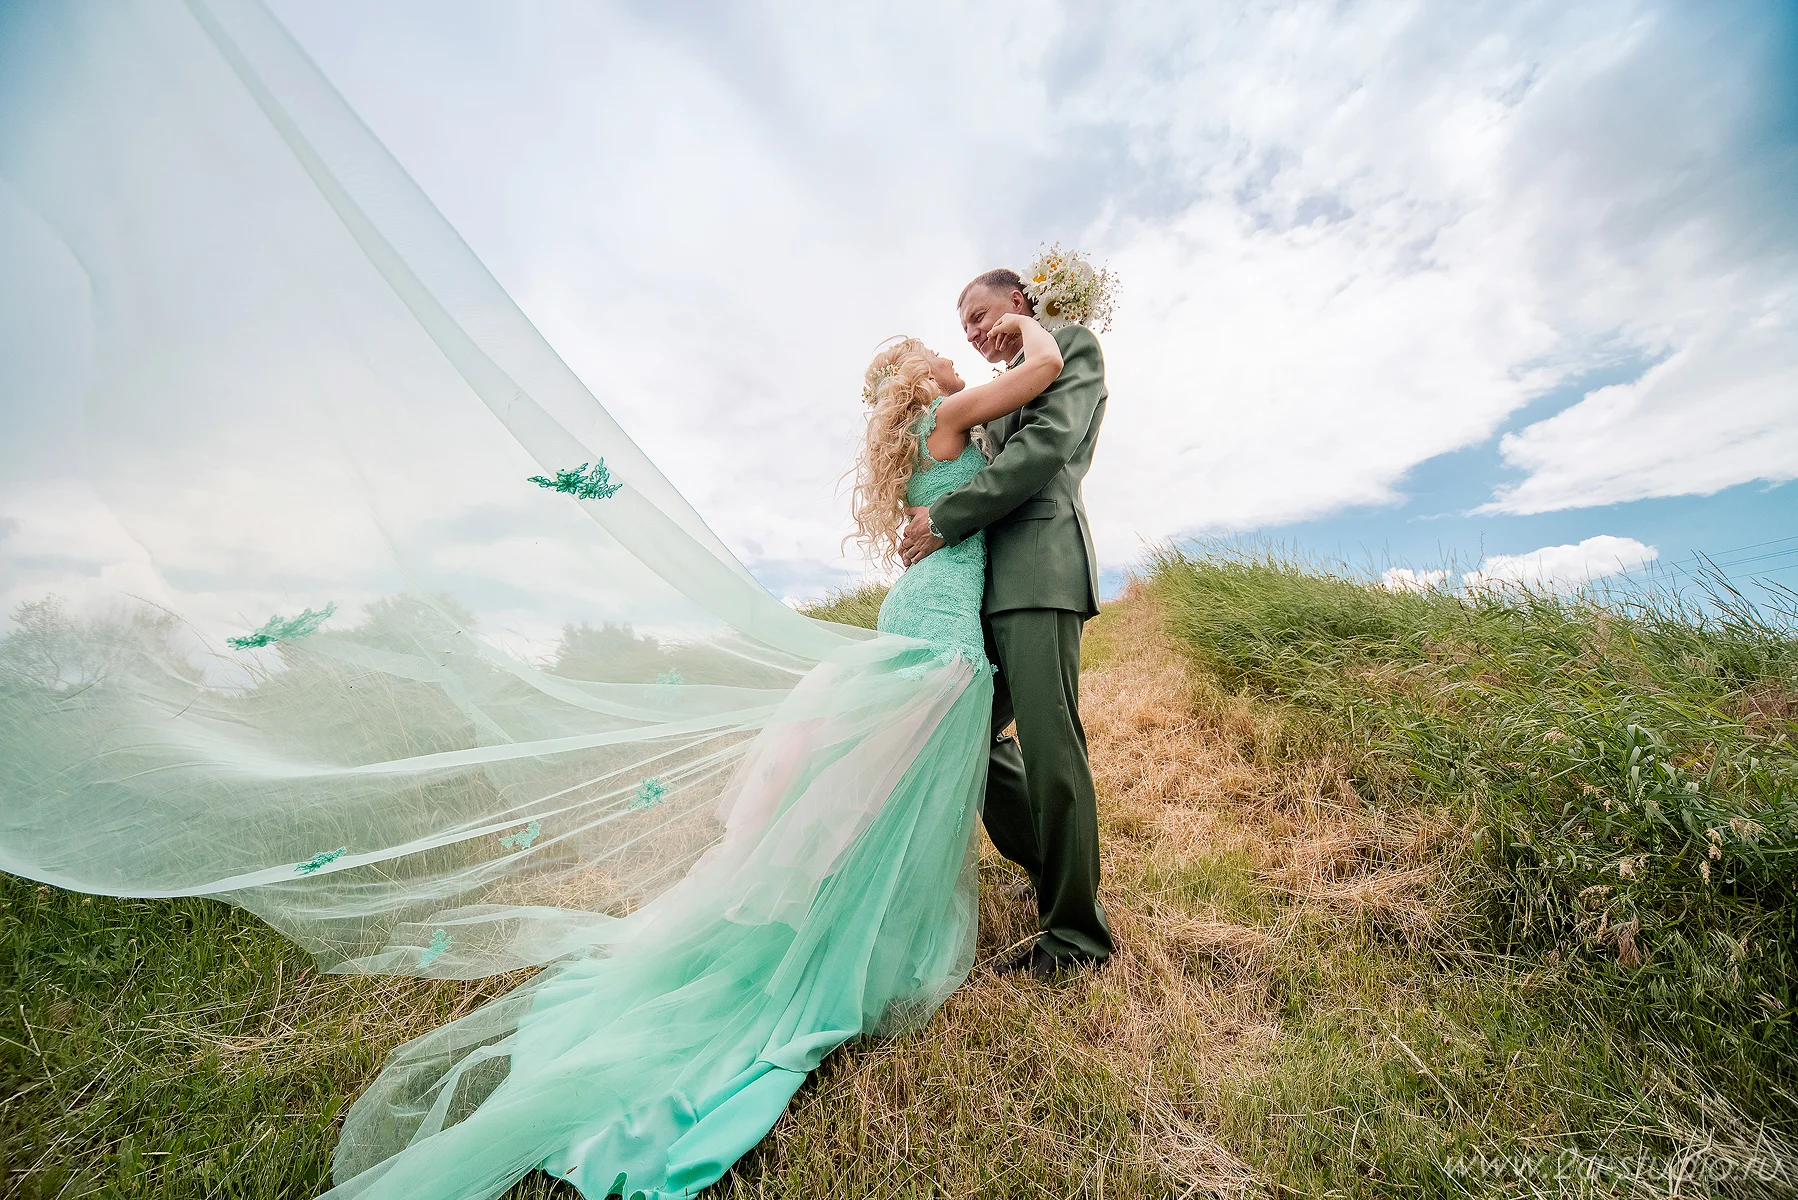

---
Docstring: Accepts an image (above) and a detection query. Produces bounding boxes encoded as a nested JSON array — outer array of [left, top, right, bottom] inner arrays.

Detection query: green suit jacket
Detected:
[[928, 324, 1106, 619]]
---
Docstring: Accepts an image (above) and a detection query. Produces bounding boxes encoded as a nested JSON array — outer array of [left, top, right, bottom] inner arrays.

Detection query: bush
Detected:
[[1151, 546, 1798, 1083], [797, 582, 889, 631]]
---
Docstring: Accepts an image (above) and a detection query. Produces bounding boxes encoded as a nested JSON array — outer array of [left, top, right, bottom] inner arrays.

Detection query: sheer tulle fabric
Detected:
[[0, 2, 986, 1194]]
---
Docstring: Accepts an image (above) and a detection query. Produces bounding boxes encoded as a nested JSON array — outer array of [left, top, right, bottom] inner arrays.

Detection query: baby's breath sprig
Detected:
[[861, 362, 901, 403]]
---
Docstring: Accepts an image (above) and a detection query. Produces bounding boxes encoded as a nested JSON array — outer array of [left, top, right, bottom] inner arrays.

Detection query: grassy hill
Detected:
[[4, 555, 1794, 1197]]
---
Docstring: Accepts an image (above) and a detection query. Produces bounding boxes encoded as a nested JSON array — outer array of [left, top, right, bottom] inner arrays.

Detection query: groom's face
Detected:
[[959, 286, 1032, 365]]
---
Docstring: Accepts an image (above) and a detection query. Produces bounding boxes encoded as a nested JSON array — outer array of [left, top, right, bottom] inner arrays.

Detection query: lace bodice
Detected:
[[876, 400, 990, 673], [903, 404, 987, 507]]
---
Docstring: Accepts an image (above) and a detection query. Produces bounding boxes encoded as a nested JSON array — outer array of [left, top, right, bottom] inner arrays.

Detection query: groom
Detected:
[[898, 267, 1115, 979]]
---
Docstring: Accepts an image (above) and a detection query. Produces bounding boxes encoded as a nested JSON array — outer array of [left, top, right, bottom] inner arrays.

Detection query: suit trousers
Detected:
[[982, 607, 1115, 962]]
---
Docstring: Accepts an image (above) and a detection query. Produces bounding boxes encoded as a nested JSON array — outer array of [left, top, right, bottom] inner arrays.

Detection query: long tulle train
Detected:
[[0, 0, 993, 1194], [330, 673, 990, 1199]]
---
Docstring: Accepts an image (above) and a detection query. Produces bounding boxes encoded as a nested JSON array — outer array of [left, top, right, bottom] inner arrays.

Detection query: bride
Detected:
[[857, 318, 1063, 674], [0, 1, 1099, 1196]]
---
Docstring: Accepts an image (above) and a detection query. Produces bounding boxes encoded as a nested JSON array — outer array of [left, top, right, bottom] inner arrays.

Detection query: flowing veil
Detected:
[[0, 1, 991, 1194]]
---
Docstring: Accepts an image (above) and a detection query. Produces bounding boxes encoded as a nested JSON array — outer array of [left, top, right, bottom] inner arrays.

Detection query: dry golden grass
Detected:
[[708, 582, 1502, 1197]]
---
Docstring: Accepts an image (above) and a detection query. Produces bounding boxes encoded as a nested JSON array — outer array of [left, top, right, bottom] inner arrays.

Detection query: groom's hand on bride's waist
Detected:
[[899, 507, 945, 567]]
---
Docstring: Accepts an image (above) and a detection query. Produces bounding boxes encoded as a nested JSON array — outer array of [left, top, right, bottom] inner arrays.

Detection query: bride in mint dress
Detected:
[[342, 328, 1065, 1198], [0, 2, 1076, 1195], [859, 318, 1065, 671]]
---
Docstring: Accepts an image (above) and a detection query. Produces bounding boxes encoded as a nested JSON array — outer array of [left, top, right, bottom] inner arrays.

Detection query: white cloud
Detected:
[[264, 1, 1794, 588], [1381, 568, 1449, 594], [7, 1, 1790, 619], [1073, 4, 1795, 553], [1479, 320, 1798, 513], [271, 0, 1046, 591], [1461, 534, 1657, 593]]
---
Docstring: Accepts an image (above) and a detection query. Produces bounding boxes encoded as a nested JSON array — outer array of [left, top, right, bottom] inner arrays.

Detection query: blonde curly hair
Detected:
[[849, 337, 941, 565]]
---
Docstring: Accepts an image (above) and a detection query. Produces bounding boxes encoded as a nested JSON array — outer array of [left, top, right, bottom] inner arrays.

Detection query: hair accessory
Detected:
[[860, 362, 901, 403]]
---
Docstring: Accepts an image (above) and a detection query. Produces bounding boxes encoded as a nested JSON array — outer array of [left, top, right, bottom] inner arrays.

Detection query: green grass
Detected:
[[1145, 847, 1273, 924], [0, 880, 555, 1198], [3, 885, 367, 1195], [1148, 547, 1798, 1177]]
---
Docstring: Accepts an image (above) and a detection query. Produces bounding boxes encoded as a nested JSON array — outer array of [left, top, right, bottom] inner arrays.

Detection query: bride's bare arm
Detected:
[[933, 315, 1063, 435]]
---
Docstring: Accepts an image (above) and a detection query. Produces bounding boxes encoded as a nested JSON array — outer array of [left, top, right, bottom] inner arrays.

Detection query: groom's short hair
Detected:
[[958, 268, 1035, 315]]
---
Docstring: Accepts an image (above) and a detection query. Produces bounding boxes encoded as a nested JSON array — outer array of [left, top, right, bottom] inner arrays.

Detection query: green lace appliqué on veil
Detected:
[[498, 821, 541, 851], [417, 928, 451, 968], [529, 460, 622, 501], [295, 846, 347, 874], [629, 776, 668, 811], [229, 602, 336, 650]]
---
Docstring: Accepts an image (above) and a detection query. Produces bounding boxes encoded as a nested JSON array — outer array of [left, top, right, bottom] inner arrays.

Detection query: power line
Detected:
[[1620, 546, 1798, 584], [1655, 535, 1798, 574], [1692, 533, 1798, 558], [1655, 549, 1798, 576]]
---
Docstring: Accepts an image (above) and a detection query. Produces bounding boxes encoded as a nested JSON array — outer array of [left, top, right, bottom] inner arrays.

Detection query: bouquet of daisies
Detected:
[[1023, 244, 1118, 333]]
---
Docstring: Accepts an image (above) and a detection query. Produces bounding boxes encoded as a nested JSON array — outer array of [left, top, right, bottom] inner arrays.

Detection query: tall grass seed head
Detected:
[[1728, 815, 1764, 840]]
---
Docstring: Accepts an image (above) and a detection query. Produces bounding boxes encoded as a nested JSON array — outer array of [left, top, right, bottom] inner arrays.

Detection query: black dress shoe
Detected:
[[994, 944, 1102, 980], [993, 944, 1056, 978]]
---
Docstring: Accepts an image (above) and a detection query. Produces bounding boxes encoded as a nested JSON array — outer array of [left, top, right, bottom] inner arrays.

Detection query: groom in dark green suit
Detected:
[[897, 268, 1116, 978]]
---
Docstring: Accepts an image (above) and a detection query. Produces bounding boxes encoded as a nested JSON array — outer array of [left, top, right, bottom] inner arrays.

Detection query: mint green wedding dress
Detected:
[[874, 400, 992, 675], [0, 2, 997, 1196]]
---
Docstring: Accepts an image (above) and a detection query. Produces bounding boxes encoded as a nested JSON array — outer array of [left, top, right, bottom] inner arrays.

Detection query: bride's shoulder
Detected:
[[913, 395, 944, 440]]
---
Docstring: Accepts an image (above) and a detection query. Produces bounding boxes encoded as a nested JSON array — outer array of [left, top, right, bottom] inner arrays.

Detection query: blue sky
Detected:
[[1177, 367, 1798, 601], [245, 2, 1798, 601]]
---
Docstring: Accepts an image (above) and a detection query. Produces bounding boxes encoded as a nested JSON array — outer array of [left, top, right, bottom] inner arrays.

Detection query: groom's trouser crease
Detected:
[[983, 607, 1115, 962]]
